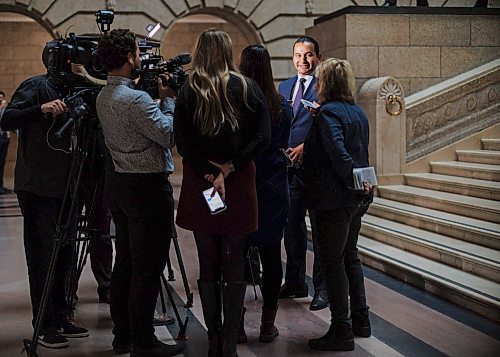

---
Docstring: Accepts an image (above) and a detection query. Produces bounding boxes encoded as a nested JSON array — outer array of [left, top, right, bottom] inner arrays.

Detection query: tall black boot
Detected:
[[198, 280, 223, 357], [222, 282, 246, 357]]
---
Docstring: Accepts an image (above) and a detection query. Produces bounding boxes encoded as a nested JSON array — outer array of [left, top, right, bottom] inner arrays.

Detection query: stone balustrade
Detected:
[[405, 58, 500, 162]]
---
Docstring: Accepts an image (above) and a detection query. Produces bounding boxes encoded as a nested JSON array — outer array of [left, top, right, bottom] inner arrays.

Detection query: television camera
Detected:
[[42, 10, 191, 120]]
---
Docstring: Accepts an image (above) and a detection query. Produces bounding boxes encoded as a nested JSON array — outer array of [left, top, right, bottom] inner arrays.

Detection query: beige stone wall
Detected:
[[0, 21, 52, 100], [307, 13, 500, 95], [2, 1, 499, 85], [0, 19, 52, 185]]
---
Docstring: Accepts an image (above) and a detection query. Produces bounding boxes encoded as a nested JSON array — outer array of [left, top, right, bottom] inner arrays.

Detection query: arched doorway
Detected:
[[161, 12, 261, 67]]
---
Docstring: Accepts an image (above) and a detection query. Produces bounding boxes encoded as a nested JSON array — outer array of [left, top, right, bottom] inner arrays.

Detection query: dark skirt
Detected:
[[176, 161, 258, 235]]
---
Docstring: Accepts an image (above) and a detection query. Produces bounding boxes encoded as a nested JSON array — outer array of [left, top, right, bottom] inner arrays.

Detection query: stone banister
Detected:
[[405, 59, 500, 163]]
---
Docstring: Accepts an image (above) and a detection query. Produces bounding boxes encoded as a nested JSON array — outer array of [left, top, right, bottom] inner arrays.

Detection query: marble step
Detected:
[[360, 214, 500, 283], [404, 173, 500, 200], [456, 150, 500, 165], [368, 197, 500, 250], [482, 138, 500, 151], [357, 235, 500, 323], [430, 161, 500, 181], [377, 185, 500, 223]]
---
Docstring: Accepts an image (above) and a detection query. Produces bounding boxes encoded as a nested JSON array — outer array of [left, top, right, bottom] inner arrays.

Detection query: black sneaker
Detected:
[[38, 333, 69, 348], [57, 321, 89, 338], [153, 309, 176, 326]]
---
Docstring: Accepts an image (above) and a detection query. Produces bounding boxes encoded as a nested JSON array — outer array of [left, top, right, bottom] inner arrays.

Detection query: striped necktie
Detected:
[[292, 78, 306, 116]]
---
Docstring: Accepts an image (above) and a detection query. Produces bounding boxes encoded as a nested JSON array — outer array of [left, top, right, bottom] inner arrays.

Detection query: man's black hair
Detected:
[[98, 29, 137, 71], [294, 36, 320, 55]]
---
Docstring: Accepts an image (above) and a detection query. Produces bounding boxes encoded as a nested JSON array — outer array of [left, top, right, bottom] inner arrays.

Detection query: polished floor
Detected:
[[1, 188, 499, 357]]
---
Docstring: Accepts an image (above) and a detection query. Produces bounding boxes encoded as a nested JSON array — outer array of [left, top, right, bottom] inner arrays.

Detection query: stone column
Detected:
[[358, 77, 406, 184]]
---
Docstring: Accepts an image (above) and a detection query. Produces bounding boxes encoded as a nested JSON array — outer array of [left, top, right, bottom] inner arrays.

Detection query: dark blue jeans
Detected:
[[17, 190, 73, 334], [106, 172, 173, 347], [314, 206, 369, 326], [283, 173, 325, 291]]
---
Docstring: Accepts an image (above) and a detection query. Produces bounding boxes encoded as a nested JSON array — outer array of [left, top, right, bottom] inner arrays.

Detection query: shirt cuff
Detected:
[[161, 97, 175, 114]]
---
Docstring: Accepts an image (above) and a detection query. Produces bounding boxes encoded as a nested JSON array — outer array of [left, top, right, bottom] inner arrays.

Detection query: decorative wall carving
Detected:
[[379, 78, 405, 116], [379, 78, 404, 101], [306, 0, 314, 14], [406, 69, 500, 162]]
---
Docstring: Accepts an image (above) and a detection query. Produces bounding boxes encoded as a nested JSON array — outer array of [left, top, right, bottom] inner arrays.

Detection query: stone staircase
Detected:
[[357, 138, 500, 322]]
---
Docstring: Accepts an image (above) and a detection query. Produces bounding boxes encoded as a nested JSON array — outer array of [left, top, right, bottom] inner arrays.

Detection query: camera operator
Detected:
[[0, 65, 89, 347], [96, 29, 183, 356]]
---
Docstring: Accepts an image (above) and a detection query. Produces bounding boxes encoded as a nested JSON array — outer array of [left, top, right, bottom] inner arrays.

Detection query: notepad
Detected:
[[353, 167, 377, 190]]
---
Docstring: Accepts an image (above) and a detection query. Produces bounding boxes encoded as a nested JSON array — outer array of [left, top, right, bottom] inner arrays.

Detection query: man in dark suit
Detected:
[[278, 36, 328, 311]]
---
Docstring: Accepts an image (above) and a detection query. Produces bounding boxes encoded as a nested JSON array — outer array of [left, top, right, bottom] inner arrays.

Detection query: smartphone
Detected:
[[202, 188, 227, 215], [280, 148, 293, 166], [300, 99, 318, 111]]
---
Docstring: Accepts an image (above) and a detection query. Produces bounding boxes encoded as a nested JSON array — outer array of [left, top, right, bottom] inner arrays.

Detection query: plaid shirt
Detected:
[[96, 76, 175, 174]]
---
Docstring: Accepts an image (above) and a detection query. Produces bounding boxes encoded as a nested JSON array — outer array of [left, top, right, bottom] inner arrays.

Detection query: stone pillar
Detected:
[[358, 77, 406, 183]]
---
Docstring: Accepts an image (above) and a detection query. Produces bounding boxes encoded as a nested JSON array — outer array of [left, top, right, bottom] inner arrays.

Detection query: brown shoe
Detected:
[[259, 306, 279, 343]]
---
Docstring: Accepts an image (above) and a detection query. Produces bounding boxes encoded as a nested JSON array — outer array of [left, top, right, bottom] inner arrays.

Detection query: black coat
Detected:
[[249, 97, 292, 246], [0, 75, 72, 198], [302, 101, 372, 211], [174, 74, 271, 234]]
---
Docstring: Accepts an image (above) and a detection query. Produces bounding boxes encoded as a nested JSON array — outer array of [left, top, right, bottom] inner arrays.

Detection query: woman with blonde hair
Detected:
[[174, 30, 270, 357], [302, 58, 373, 352]]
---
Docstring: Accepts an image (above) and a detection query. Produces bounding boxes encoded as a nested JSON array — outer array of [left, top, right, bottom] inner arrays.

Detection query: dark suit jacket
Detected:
[[302, 101, 372, 211], [278, 76, 318, 148]]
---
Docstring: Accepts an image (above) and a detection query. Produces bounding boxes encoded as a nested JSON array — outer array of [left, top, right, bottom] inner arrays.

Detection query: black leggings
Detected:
[[255, 243, 282, 309], [194, 232, 247, 283]]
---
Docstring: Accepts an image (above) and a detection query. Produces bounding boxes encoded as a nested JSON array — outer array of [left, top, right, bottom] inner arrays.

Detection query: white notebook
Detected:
[[353, 167, 377, 190]]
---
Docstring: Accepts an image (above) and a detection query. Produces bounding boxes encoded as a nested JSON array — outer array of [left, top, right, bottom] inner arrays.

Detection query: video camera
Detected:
[[135, 27, 191, 99], [42, 9, 191, 115]]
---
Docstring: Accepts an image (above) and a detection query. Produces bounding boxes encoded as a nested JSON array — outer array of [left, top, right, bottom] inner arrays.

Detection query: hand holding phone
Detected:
[[279, 148, 293, 166], [300, 99, 319, 111], [202, 188, 227, 215]]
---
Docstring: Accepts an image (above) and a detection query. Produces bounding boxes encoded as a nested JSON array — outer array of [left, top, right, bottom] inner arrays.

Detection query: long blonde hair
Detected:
[[189, 29, 250, 136], [316, 58, 356, 104]]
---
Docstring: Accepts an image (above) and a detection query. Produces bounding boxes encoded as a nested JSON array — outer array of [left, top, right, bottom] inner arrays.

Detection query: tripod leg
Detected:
[[171, 236, 193, 308], [160, 274, 189, 340], [23, 123, 93, 356], [153, 280, 175, 326], [24, 227, 66, 357], [166, 254, 175, 281]]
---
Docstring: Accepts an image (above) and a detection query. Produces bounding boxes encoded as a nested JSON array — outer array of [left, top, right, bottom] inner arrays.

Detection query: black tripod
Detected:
[[22, 105, 96, 357], [165, 230, 194, 308], [65, 162, 112, 312]]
